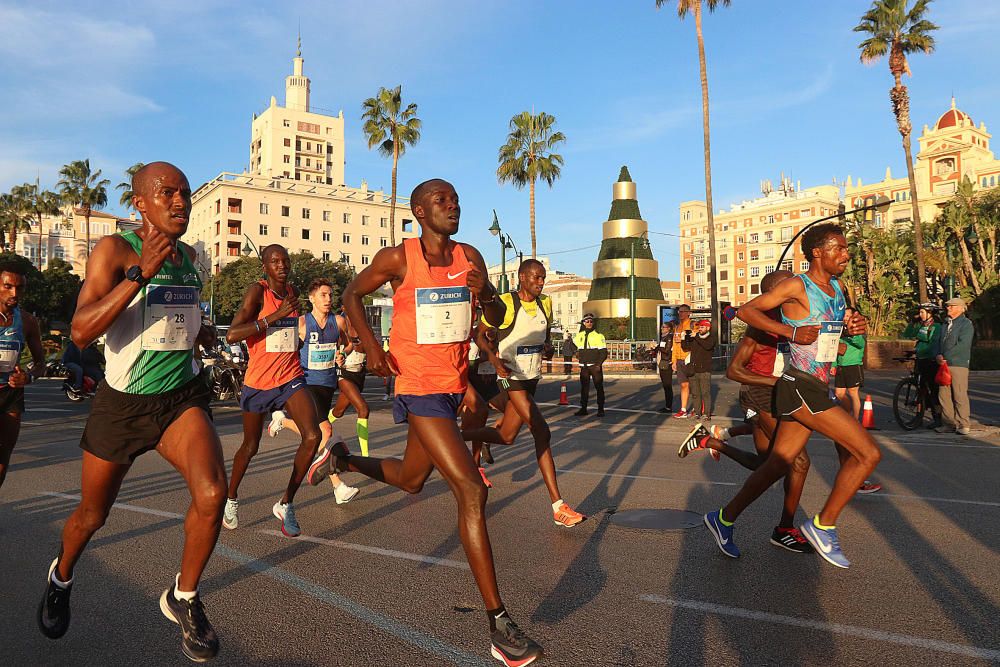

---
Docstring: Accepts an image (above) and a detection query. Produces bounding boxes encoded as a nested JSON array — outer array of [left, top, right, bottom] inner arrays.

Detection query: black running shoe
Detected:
[[677, 423, 711, 458], [159, 585, 220, 663], [482, 443, 495, 465], [573, 408, 588, 416], [490, 615, 543, 666], [328, 438, 351, 473], [596, 408, 606, 417], [38, 558, 72, 639], [770, 526, 815, 554]]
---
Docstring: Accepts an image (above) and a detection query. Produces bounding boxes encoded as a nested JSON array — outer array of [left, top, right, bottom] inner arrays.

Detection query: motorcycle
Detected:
[[63, 374, 97, 401], [201, 349, 244, 402]]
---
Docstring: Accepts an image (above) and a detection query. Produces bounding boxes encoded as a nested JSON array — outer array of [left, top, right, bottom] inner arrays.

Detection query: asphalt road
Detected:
[[3, 373, 999, 666]]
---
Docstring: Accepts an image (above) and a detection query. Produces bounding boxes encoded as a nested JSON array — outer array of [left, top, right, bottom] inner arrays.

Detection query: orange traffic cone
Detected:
[[861, 394, 877, 429], [559, 383, 569, 406]]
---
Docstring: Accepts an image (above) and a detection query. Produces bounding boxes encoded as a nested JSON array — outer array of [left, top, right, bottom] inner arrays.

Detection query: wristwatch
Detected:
[[125, 264, 149, 287]]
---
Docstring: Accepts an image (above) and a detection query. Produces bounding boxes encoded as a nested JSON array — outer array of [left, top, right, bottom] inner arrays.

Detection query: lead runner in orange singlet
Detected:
[[315, 179, 544, 666]]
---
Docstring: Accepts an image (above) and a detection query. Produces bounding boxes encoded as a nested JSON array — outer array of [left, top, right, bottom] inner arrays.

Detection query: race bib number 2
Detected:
[[815, 321, 845, 363], [415, 287, 472, 344], [142, 285, 200, 351]]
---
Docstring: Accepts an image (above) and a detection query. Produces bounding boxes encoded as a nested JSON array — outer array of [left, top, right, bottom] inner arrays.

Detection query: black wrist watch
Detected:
[[125, 264, 149, 287]]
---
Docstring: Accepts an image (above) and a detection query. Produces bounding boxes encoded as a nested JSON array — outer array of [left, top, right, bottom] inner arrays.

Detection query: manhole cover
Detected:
[[609, 509, 702, 531]]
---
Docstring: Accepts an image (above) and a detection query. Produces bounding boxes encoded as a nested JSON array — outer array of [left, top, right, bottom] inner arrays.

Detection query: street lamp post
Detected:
[[241, 234, 260, 258], [776, 195, 892, 268], [488, 210, 521, 294]]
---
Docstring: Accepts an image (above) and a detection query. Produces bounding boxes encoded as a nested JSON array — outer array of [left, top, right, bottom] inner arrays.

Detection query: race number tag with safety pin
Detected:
[[515, 344, 544, 378], [266, 317, 298, 353], [415, 287, 471, 344], [0, 339, 21, 373], [308, 342, 337, 370], [773, 341, 790, 377], [815, 321, 845, 363], [142, 285, 200, 351]]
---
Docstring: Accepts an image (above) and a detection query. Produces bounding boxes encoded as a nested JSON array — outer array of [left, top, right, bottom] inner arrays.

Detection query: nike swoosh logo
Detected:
[[1, 331, 15, 337], [447, 270, 468, 280], [817, 539, 833, 554], [719, 535, 728, 545]]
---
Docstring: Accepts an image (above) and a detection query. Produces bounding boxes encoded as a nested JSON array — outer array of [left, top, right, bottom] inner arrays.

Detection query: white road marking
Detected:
[[257, 530, 469, 570], [639, 594, 1000, 661]]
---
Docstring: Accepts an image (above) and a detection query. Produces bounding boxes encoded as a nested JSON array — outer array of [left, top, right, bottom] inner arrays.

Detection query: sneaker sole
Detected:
[[553, 516, 586, 528], [306, 448, 332, 486], [769, 537, 813, 554], [273, 506, 301, 538], [856, 487, 881, 495], [490, 645, 539, 666], [159, 590, 215, 663], [703, 514, 739, 558], [221, 518, 237, 530], [800, 526, 849, 569], [677, 423, 705, 458]]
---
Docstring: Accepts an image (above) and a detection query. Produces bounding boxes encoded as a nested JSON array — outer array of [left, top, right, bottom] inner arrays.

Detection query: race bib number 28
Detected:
[[142, 285, 200, 351], [415, 287, 472, 344]]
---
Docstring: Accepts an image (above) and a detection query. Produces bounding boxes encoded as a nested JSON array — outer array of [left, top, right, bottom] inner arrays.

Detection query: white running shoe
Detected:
[[273, 501, 300, 537], [333, 483, 360, 504], [267, 410, 286, 438], [222, 498, 238, 530]]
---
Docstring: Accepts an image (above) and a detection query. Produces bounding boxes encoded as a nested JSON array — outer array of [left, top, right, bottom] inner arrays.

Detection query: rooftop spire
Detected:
[[297, 26, 301, 57]]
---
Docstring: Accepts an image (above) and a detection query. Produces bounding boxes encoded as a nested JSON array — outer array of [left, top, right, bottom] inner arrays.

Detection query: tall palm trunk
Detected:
[[84, 207, 92, 259], [389, 139, 399, 247], [38, 213, 44, 269], [694, 5, 719, 339], [529, 178, 537, 259], [891, 72, 928, 303], [10, 227, 19, 255], [955, 234, 981, 293]]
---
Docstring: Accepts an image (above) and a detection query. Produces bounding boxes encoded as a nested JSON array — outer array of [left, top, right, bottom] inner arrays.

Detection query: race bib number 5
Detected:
[[415, 287, 472, 344], [266, 317, 298, 353], [815, 321, 845, 363], [142, 285, 200, 351]]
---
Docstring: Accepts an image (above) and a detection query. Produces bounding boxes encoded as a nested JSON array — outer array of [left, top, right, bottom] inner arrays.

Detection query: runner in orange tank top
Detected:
[[223, 244, 323, 538], [310, 179, 544, 666]]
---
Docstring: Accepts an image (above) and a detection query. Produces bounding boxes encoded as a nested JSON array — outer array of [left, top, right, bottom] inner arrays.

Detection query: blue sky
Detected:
[[1, 0, 998, 280]]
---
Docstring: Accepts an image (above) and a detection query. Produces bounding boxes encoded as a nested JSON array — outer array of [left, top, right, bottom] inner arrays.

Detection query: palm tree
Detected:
[[361, 86, 421, 247], [57, 159, 110, 260], [855, 0, 937, 303], [937, 201, 980, 294], [12, 182, 63, 268], [0, 192, 29, 252], [657, 0, 730, 339], [116, 162, 146, 210], [496, 111, 566, 258]]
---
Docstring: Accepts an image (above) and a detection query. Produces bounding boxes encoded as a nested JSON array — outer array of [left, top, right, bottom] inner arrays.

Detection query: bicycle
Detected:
[[891, 350, 925, 430]]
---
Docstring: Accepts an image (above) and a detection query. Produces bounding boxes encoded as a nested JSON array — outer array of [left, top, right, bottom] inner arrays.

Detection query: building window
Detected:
[[737, 236, 744, 244], [283, 119, 290, 128], [281, 206, 290, 217], [720, 270, 728, 281], [781, 227, 792, 242], [361, 255, 370, 265], [767, 215, 774, 224], [283, 138, 291, 147], [214, 221, 220, 235], [694, 256, 705, 271], [380, 238, 388, 247], [749, 233, 758, 243], [259, 224, 268, 235], [343, 254, 350, 265], [343, 213, 351, 224], [750, 250, 759, 261], [764, 231, 773, 242], [322, 211, 331, 222], [686, 290, 693, 299], [781, 260, 793, 272], [54, 245, 65, 260], [402, 219, 413, 232], [750, 266, 760, 277], [685, 275, 693, 283], [684, 243, 692, 253], [361, 235, 370, 246], [696, 288, 705, 301], [737, 252, 745, 261], [685, 259, 691, 268], [284, 155, 290, 164], [765, 264, 775, 273], [737, 269, 745, 278], [362, 215, 370, 226], [800, 261, 809, 272], [380, 217, 388, 228], [342, 233, 351, 244], [720, 254, 728, 264], [259, 203, 269, 214], [322, 251, 330, 261], [281, 227, 289, 238], [751, 284, 760, 295], [302, 229, 310, 240], [764, 247, 774, 259], [322, 231, 331, 242], [302, 208, 310, 219]]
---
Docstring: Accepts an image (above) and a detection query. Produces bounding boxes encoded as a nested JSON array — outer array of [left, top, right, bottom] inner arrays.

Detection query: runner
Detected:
[[38, 162, 224, 661], [678, 270, 814, 553], [326, 328, 371, 456], [0, 261, 46, 488], [223, 244, 322, 537], [834, 305, 882, 494], [267, 278, 359, 503], [703, 223, 879, 568], [463, 258, 586, 528], [463, 320, 503, 486], [310, 178, 544, 665]]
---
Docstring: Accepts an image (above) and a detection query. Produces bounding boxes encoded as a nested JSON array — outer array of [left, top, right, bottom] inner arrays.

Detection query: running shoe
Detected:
[[710, 425, 728, 441], [482, 442, 495, 465], [553, 502, 586, 528], [490, 615, 543, 667], [383, 393, 391, 401], [800, 518, 850, 569], [38, 558, 72, 639], [672, 410, 689, 419], [273, 501, 301, 537], [770, 526, 815, 554], [703, 510, 740, 558], [159, 584, 220, 662], [307, 445, 333, 486], [857, 480, 882, 494], [677, 423, 711, 458], [333, 482, 360, 504], [573, 408, 588, 416], [596, 408, 605, 417], [957, 427, 971, 436], [222, 498, 238, 530], [479, 467, 493, 489], [267, 410, 286, 438], [659, 407, 673, 414]]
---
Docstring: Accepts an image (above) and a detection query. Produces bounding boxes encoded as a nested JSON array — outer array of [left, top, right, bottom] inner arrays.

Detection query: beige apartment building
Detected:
[[17, 207, 133, 277], [660, 280, 681, 304], [546, 272, 592, 329], [189, 47, 416, 274]]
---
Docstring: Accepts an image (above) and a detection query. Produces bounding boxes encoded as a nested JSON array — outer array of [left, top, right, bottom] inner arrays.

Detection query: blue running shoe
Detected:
[[703, 511, 740, 558], [800, 518, 850, 569]]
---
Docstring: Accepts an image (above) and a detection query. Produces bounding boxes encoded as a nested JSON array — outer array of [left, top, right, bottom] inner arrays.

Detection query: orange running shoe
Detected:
[[553, 502, 586, 528], [479, 467, 493, 488]]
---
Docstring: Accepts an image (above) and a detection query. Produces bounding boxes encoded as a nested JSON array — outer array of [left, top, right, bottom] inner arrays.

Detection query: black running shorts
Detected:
[[739, 383, 774, 421], [80, 376, 213, 464], [339, 369, 366, 390], [469, 366, 499, 401], [0, 386, 25, 415], [773, 368, 838, 416], [499, 377, 540, 396], [834, 364, 864, 389], [308, 384, 336, 415]]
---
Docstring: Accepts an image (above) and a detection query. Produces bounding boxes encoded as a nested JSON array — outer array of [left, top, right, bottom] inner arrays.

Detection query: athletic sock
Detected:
[[330, 477, 343, 489], [813, 515, 835, 531], [357, 418, 369, 457], [328, 413, 338, 424], [173, 574, 197, 602], [487, 606, 509, 632], [718, 508, 734, 527], [51, 568, 72, 589], [719, 427, 731, 441], [551, 499, 565, 512]]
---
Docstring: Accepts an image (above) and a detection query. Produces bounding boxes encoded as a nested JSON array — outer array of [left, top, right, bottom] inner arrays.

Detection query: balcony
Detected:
[[227, 198, 242, 214]]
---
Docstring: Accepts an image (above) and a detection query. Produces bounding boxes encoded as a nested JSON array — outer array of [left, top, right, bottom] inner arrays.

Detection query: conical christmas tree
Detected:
[[582, 166, 666, 340]]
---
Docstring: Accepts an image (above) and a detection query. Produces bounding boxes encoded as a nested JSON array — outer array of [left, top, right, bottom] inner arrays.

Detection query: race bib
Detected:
[[0, 340, 20, 373], [815, 321, 845, 363], [307, 342, 337, 370], [478, 361, 497, 375], [514, 344, 544, 379], [142, 285, 200, 351], [265, 317, 298, 353], [773, 341, 790, 377], [415, 287, 472, 344]]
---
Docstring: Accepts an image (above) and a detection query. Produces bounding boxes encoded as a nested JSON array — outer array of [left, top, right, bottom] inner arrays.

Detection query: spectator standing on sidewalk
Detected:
[[653, 321, 676, 413], [903, 304, 943, 429], [671, 304, 694, 418], [834, 306, 866, 419], [936, 297, 974, 435], [681, 319, 716, 420], [562, 332, 576, 376]]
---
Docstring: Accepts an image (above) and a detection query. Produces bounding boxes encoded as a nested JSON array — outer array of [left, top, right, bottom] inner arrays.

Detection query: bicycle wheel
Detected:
[[892, 377, 924, 430]]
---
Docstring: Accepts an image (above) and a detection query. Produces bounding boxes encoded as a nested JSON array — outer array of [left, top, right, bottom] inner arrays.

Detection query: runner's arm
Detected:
[[342, 246, 404, 375], [737, 279, 815, 343], [461, 244, 503, 326], [71, 237, 146, 348], [22, 312, 46, 380], [226, 283, 266, 343], [725, 333, 776, 387]]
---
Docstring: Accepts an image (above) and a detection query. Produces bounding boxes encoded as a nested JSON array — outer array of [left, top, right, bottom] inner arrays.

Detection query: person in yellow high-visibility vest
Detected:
[[572, 314, 607, 416]]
